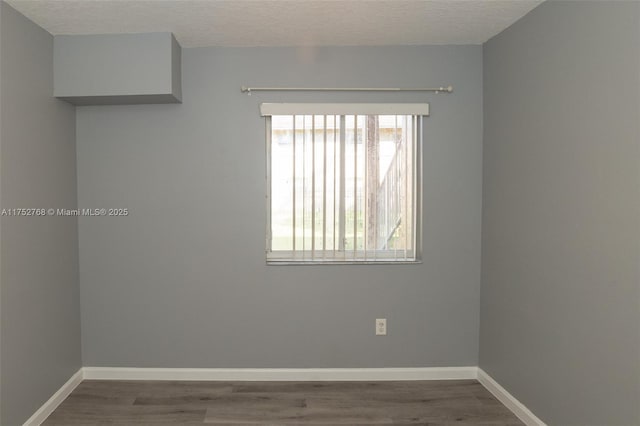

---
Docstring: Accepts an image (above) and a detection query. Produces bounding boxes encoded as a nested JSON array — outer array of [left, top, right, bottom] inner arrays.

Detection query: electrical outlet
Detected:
[[376, 318, 387, 336]]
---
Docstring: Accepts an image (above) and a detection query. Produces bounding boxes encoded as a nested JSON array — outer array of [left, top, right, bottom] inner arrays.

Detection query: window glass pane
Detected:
[[271, 115, 293, 251], [268, 111, 419, 263]]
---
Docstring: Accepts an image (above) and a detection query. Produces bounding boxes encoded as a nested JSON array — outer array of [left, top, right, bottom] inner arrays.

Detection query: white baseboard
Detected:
[[477, 368, 547, 426], [22, 368, 83, 426], [82, 366, 478, 381], [24, 366, 545, 426]]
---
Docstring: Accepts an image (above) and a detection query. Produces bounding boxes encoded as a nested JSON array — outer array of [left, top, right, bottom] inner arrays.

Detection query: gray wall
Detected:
[[0, 4, 81, 425], [77, 45, 483, 368], [480, 1, 640, 425], [0, 3, 3, 422]]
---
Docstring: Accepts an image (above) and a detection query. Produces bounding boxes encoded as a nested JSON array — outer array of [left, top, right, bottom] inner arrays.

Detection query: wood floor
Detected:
[[43, 379, 524, 425]]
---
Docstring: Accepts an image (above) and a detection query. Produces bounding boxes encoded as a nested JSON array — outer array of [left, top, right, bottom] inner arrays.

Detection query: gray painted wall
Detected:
[[0, 3, 3, 422], [77, 45, 483, 368], [0, 3, 4, 423], [0, 4, 81, 425], [480, 1, 640, 425]]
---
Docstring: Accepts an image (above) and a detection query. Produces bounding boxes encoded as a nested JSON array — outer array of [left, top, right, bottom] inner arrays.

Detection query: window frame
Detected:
[[263, 103, 426, 265]]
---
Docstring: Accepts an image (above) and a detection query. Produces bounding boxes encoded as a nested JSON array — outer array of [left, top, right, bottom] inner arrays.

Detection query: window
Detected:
[[263, 103, 427, 264]]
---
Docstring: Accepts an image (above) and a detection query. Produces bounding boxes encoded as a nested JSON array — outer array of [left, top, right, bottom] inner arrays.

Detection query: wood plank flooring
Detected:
[[43, 379, 524, 425]]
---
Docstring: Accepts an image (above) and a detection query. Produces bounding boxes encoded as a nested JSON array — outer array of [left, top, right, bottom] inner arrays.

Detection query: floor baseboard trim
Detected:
[[22, 368, 84, 426], [477, 368, 547, 426], [22, 366, 546, 425], [82, 366, 478, 381]]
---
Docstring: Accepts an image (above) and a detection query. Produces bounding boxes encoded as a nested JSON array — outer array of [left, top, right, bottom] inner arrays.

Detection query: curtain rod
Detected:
[[240, 85, 453, 94]]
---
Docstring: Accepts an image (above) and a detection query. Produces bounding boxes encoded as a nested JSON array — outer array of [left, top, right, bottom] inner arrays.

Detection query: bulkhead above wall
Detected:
[[54, 32, 181, 106]]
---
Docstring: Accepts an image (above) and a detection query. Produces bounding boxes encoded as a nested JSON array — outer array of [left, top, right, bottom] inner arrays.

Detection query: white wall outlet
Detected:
[[376, 318, 387, 336]]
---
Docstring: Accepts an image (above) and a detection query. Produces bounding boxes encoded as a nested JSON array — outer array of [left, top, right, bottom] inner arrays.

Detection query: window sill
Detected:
[[266, 260, 423, 266]]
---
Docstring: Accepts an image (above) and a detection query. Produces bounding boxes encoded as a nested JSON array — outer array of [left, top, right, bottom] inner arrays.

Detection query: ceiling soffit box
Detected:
[[54, 32, 182, 106]]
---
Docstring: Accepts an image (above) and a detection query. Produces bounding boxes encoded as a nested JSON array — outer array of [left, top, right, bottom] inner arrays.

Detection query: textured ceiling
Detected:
[[5, 0, 544, 47]]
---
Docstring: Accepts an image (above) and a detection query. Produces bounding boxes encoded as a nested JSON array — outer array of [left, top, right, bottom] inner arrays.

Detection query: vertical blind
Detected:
[[262, 103, 428, 264]]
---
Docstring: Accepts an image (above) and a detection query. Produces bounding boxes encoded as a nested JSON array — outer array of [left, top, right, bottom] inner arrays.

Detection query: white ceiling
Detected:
[[5, 0, 543, 48]]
